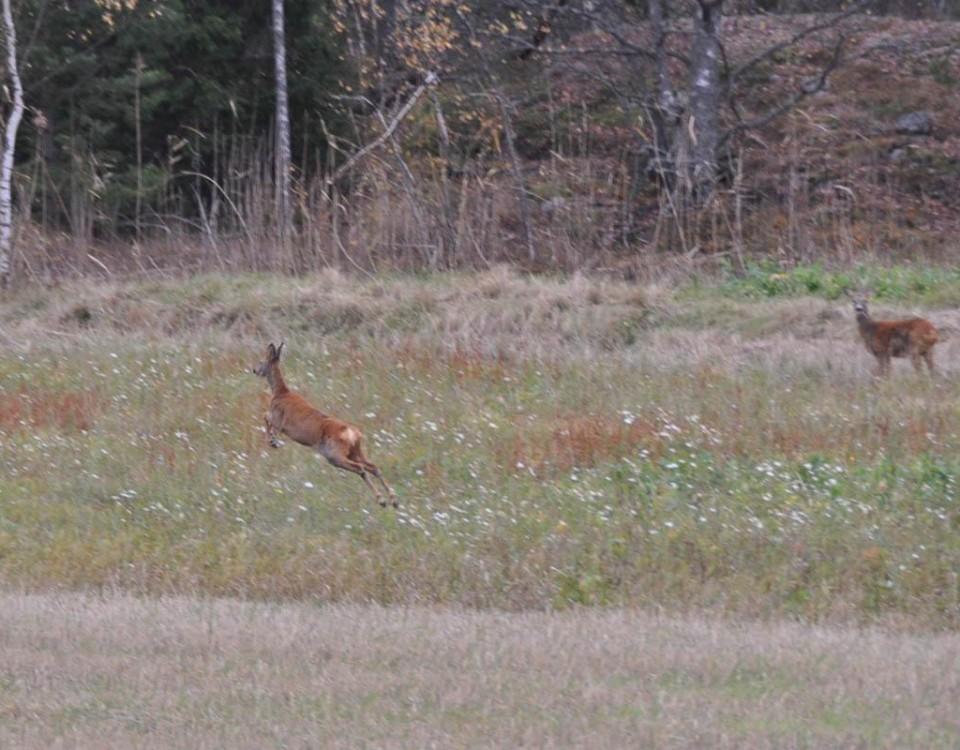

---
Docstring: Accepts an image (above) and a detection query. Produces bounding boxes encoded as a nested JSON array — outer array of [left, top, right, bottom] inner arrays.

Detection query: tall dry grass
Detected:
[[0, 590, 957, 749]]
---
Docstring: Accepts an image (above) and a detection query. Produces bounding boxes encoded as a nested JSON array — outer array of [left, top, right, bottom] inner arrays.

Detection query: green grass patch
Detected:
[[706, 262, 960, 304]]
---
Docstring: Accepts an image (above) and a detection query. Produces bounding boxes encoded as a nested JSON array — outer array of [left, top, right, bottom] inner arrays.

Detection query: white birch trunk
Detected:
[[648, 0, 677, 121], [687, 1, 724, 198], [647, 0, 678, 181], [0, 0, 24, 288], [272, 0, 291, 238]]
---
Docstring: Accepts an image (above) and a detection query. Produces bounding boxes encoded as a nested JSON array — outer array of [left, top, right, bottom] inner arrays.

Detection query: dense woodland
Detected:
[[1, 0, 960, 279]]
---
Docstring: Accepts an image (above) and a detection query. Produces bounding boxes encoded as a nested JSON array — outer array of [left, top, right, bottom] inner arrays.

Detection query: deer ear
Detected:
[[276, 342, 284, 359], [267, 343, 276, 358]]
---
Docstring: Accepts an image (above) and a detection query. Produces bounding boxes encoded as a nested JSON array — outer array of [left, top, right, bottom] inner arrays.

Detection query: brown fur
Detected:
[[253, 342, 396, 507], [850, 295, 938, 376]]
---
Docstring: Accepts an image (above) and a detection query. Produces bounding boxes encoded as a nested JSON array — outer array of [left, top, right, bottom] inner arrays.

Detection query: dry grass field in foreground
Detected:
[[0, 591, 957, 749]]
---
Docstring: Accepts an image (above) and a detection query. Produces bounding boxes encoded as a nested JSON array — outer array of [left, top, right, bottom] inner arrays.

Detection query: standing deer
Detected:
[[253, 342, 397, 507], [847, 291, 938, 376]]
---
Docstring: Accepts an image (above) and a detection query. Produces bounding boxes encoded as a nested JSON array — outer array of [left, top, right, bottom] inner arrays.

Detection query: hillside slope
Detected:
[[420, 14, 960, 267]]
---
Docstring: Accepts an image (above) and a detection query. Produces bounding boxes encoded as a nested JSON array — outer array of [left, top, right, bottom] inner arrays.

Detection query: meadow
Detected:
[[1, 591, 957, 749], [0, 265, 959, 626]]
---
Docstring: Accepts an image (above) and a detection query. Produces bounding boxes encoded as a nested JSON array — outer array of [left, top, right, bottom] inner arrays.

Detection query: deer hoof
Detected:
[[269, 438, 280, 448]]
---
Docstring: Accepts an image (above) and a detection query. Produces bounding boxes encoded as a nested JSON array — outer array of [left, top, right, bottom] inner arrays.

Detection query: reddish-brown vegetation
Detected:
[[0, 387, 100, 432], [501, 413, 659, 475], [390, 342, 513, 383]]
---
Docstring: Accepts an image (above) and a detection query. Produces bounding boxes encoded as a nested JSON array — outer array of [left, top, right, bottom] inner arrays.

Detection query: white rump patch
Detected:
[[343, 427, 360, 445]]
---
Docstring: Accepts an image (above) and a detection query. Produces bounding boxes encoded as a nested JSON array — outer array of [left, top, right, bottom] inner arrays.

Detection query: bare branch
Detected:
[[528, 2, 692, 67], [327, 72, 438, 185], [516, 0, 568, 60], [503, 42, 660, 60], [728, 0, 872, 88], [720, 33, 847, 148]]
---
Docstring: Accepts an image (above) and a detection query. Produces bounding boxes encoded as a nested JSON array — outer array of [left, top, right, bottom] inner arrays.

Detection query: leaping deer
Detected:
[[253, 342, 397, 507], [846, 291, 938, 376]]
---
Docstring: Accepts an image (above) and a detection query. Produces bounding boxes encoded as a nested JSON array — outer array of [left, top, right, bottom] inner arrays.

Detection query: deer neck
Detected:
[[856, 311, 875, 339], [266, 365, 289, 397]]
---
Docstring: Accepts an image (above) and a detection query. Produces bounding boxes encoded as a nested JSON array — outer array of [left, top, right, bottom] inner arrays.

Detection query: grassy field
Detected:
[[0, 590, 957, 749], [0, 266, 959, 626]]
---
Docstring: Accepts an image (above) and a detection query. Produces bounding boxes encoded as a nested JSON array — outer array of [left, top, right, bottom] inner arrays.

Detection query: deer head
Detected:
[[253, 341, 284, 377], [844, 289, 870, 318]]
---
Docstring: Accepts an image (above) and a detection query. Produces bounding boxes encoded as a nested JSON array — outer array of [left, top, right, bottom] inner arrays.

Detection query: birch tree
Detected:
[[686, 1, 724, 197], [273, 0, 292, 238], [0, 0, 23, 289]]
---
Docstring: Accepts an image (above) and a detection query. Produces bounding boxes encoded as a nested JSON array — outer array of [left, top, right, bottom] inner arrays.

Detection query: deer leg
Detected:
[[349, 445, 397, 506], [876, 355, 891, 377], [364, 462, 396, 506], [264, 414, 280, 448], [911, 351, 924, 373], [923, 350, 936, 375], [326, 454, 385, 506]]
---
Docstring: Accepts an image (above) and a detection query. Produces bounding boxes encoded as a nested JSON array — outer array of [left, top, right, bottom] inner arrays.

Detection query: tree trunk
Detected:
[[134, 52, 143, 242], [375, 0, 397, 88], [0, 0, 24, 289], [686, 0, 724, 198], [492, 88, 536, 265], [272, 0, 291, 241], [649, 0, 677, 123], [647, 0, 679, 182]]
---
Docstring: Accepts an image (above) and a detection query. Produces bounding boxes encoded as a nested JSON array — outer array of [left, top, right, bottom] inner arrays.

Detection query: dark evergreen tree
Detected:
[[11, 0, 349, 237]]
